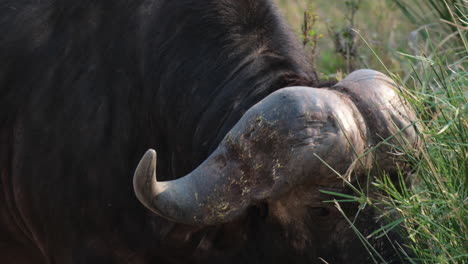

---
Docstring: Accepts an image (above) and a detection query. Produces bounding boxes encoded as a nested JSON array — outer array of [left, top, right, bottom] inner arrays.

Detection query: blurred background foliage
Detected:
[[275, 0, 411, 76], [274, 0, 466, 79]]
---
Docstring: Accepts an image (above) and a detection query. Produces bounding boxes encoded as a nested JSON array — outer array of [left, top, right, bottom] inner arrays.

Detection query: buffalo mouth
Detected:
[[133, 69, 419, 226]]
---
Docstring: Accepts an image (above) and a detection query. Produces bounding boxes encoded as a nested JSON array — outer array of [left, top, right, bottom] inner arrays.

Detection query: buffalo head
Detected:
[[133, 69, 419, 263]]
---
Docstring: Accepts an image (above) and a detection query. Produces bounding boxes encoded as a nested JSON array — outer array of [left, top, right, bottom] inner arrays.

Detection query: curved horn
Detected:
[[133, 148, 256, 226], [134, 87, 370, 226]]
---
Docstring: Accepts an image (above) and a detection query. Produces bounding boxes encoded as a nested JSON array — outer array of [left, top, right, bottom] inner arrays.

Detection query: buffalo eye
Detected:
[[307, 207, 331, 217]]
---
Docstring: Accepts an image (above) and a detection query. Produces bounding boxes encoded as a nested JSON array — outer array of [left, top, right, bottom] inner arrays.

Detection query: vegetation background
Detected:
[[275, 1, 467, 263], [275, 0, 445, 76]]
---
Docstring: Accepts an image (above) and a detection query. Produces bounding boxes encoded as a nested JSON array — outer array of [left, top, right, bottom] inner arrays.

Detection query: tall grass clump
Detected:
[[358, 1, 467, 262], [374, 49, 467, 263], [331, 34, 467, 264], [317, 2, 467, 263], [375, 2, 468, 262], [276, 1, 467, 262]]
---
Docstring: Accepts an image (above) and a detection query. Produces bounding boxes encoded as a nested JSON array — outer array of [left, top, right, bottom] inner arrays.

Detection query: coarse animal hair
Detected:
[[0, 1, 408, 263]]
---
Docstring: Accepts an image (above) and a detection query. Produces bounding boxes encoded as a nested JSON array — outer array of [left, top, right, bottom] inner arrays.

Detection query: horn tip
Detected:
[[145, 148, 157, 160], [141, 149, 157, 169], [134, 149, 158, 203], [136, 148, 157, 178]]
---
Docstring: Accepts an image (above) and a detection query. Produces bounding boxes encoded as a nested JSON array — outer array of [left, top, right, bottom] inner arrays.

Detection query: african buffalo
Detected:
[[0, 0, 419, 263]]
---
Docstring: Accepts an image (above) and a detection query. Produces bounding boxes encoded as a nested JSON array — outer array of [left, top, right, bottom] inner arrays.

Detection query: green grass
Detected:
[[276, 1, 468, 263], [373, 48, 468, 263]]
